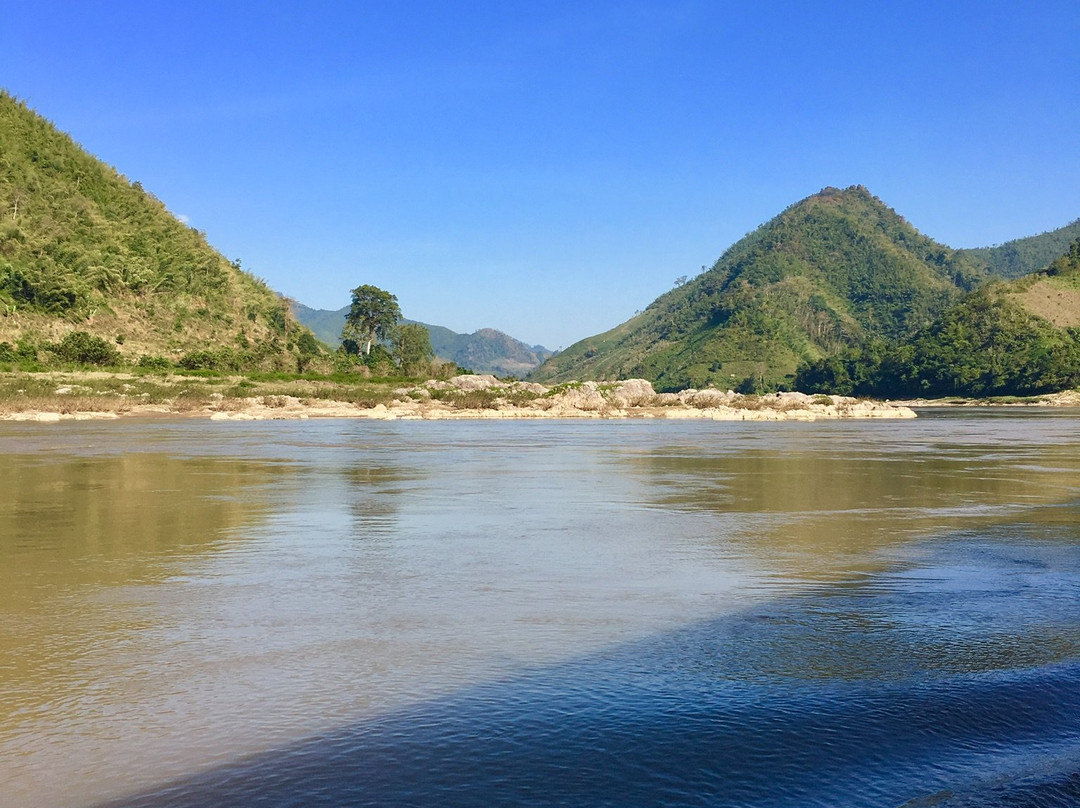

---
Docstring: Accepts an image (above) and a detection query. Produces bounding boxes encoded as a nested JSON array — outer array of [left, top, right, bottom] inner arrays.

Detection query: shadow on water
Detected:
[[96, 513, 1080, 808]]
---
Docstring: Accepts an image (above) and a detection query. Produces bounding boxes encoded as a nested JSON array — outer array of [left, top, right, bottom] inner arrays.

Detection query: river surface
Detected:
[[2, 411, 1079, 807]]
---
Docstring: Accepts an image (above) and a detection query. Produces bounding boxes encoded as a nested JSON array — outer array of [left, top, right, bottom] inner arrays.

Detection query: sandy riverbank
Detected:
[[2, 375, 920, 422], [7, 374, 1079, 424]]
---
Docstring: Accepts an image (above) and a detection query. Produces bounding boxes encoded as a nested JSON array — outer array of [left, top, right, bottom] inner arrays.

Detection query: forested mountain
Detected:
[[446, 327, 553, 377], [0, 91, 311, 368], [796, 238, 1080, 397], [960, 219, 1080, 279], [532, 186, 983, 391], [293, 303, 553, 377]]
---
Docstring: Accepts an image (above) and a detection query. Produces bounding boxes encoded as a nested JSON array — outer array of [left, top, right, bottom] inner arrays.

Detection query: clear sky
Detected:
[[3, 1, 1078, 349]]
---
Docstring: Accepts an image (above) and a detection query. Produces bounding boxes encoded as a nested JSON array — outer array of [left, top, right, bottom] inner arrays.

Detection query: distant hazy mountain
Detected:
[[531, 186, 983, 391], [292, 303, 552, 377]]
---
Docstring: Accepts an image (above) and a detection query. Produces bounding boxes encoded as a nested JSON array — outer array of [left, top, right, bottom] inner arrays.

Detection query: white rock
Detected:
[[608, 378, 656, 407], [556, 386, 606, 411], [449, 374, 503, 391]]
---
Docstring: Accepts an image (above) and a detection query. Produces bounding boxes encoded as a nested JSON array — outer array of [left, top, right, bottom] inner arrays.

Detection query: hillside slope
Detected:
[[796, 238, 1080, 397], [293, 303, 552, 377], [0, 91, 308, 367], [532, 186, 982, 391]]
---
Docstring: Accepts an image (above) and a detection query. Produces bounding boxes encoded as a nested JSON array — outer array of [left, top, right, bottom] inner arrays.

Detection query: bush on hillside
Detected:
[[47, 331, 122, 366], [137, 355, 174, 371]]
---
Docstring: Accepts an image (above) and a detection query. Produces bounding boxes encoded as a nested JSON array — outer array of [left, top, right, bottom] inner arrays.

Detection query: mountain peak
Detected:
[[532, 188, 981, 391], [794, 185, 893, 215], [815, 184, 871, 198]]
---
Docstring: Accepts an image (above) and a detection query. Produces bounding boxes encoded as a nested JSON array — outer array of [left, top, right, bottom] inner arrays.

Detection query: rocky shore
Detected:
[[898, 390, 1080, 408], [2, 375, 919, 422]]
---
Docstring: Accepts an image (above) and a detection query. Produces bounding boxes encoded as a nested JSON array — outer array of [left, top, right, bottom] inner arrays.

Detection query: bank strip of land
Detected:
[[0, 373, 929, 422]]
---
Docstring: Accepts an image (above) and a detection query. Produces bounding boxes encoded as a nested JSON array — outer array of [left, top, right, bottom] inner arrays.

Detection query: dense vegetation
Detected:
[[533, 186, 984, 391], [796, 239, 1080, 397], [0, 90, 316, 371]]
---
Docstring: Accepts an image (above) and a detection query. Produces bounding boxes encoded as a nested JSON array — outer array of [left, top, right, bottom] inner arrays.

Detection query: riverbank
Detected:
[[0, 372, 921, 422], [899, 390, 1080, 408]]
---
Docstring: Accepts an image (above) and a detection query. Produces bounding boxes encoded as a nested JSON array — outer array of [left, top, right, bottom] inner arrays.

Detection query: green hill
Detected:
[[960, 218, 1080, 279], [0, 90, 311, 369], [293, 302, 552, 377], [532, 186, 983, 391], [796, 238, 1080, 397], [290, 303, 351, 347]]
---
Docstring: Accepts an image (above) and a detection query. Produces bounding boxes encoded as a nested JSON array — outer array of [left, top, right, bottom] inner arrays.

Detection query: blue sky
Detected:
[[3, 1, 1078, 349]]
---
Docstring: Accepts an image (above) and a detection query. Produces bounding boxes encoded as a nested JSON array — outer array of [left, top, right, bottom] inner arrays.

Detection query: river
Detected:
[[2, 411, 1079, 807]]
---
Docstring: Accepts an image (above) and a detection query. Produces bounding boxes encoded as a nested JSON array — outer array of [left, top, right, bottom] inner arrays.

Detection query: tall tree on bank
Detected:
[[342, 284, 401, 355], [391, 323, 434, 375]]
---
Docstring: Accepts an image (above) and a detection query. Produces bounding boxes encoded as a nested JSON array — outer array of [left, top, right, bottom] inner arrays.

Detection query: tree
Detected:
[[341, 284, 401, 355], [391, 323, 434, 375], [295, 330, 321, 373]]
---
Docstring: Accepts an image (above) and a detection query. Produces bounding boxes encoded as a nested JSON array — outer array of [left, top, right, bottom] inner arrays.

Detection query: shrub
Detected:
[[736, 374, 770, 395], [177, 350, 218, 370], [137, 355, 173, 371], [49, 331, 122, 366], [15, 338, 38, 361]]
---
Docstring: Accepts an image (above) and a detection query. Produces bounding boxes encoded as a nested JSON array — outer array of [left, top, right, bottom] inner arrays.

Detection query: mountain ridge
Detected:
[[292, 302, 552, 377], [960, 218, 1080, 279]]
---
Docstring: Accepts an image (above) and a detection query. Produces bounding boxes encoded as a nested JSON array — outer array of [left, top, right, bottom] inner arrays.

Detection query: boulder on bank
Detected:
[[608, 379, 656, 408], [0, 372, 918, 421], [449, 374, 502, 391], [681, 388, 735, 408], [556, 382, 606, 411]]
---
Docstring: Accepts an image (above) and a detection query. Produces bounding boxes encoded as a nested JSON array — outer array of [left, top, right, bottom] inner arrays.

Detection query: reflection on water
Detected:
[[0, 452, 279, 589], [1, 451, 284, 706], [1, 414, 1079, 808], [0, 441, 292, 808], [637, 414, 1080, 583]]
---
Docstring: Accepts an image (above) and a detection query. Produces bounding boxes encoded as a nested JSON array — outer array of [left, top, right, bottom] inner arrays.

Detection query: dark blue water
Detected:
[[102, 518, 1080, 807]]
